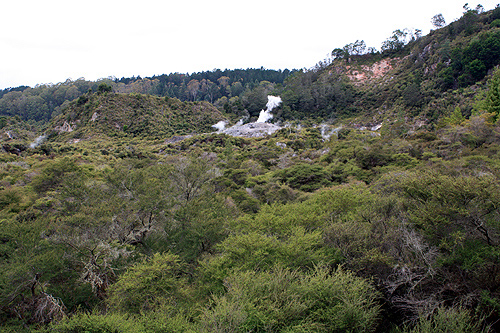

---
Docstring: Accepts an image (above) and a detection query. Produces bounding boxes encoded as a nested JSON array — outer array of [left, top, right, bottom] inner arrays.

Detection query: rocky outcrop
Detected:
[[54, 121, 74, 133], [219, 122, 281, 138], [164, 135, 193, 144]]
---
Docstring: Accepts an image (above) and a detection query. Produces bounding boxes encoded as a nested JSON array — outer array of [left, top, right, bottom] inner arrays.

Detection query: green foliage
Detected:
[[231, 183, 374, 239], [280, 70, 356, 120], [275, 163, 331, 192], [441, 30, 500, 88], [201, 228, 341, 285], [49, 311, 147, 333], [491, 19, 500, 27], [140, 309, 199, 332], [241, 84, 268, 118], [30, 157, 80, 194], [97, 82, 113, 94], [0, 69, 293, 123], [201, 266, 381, 332], [163, 193, 233, 262], [381, 29, 417, 54], [107, 252, 190, 313], [0, 187, 23, 212], [405, 306, 482, 333], [395, 171, 500, 248], [6, 10, 500, 331], [483, 67, 500, 121], [251, 181, 298, 205], [50, 93, 226, 140], [444, 106, 466, 125], [229, 188, 260, 213], [0, 79, 94, 122]]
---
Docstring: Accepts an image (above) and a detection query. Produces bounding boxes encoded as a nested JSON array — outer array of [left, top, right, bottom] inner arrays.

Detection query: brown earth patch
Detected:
[[342, 58, 399, 85]]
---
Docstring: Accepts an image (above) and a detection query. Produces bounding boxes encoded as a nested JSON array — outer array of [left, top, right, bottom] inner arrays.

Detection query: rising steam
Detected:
[[212, 121, 227, 131], [29, 135, 46, 148], [256, 96, 282, 123]]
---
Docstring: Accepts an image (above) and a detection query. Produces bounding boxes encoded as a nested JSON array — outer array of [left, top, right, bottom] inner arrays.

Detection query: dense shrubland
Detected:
[[1, 105, 500, 331], [2, 5, 500, 332]]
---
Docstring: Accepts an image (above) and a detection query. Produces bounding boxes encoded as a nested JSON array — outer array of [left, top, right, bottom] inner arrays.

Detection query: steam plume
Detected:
[[212, 121, 227, 131], [256, 96, 282, 123], [29, 135, 46, 148]]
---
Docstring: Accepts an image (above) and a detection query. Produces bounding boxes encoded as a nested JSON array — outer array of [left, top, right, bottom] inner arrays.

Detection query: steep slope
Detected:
[[0, 116, 38, 155], [49, 92, 225, 142], [279, 6, 500, 124]]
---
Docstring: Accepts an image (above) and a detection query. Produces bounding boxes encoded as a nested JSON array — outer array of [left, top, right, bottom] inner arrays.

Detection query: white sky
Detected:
[[1, 1, 499, 89]]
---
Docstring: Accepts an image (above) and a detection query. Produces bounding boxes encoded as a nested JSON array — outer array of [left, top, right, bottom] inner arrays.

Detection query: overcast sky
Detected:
[[1, 1, 499, 89]]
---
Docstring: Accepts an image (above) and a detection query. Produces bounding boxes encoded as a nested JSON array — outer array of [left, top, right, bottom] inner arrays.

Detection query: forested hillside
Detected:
[[0, 68, 292, 123], [1, 5, 500, 333]]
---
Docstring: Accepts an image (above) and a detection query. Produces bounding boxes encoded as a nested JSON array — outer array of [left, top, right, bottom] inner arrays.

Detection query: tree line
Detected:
[[0, 68, 294, 123]]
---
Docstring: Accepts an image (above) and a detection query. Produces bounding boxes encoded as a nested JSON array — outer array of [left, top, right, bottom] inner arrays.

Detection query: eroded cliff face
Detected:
[[333, 58, 400, 86]]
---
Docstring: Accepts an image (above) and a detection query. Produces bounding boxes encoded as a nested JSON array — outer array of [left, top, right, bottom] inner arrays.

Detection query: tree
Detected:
[[431, 14, 446, 29], [230, 81, 244, 97], [333, 40, 368, 62], [484, 68, 500, 121], [97, 82, 112, 94], [200, 79, 218, 103], [381, 28, 420, 53], [381, 29, 408, 53], [186, 79, 200, 101], [169, 154, 219, 203], [217, 76, 231, 96], [332, 48, 347, 60], [352, 40, 367, 55], [445, 106, 466, 125], [241, 85, 268, 117]]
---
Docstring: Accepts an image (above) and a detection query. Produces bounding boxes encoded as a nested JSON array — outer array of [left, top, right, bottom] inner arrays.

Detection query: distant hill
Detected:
[[48, 91, 225, 142], [1, 7, 500, 129], [0, 68, 293, 123]]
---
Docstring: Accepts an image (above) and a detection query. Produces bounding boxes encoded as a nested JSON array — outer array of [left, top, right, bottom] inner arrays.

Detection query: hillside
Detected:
[[279, 5, 500, 124], [49, 90, 225, 141], [0, 68, 292, 123], [1, 7, 500, 130], [1, 6, 500, 333]]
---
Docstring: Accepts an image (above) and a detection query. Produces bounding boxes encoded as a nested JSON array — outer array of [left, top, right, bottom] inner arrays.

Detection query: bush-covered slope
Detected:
[[49, 91, 225, 141], [3, 6, 500, 333], [1, 114, 500, 331], [0, 68, 293, 123], [279, 6, 500, 123]]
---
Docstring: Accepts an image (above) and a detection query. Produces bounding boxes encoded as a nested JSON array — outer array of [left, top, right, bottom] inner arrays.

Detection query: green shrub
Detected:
[[107, 252, 191, 313], [30, 157, 80, 194], [49, 312, 146, 333], [405, 306, 481, 332], [201, 266, 381, 332], [491, 19, 500, 27], [275, 163, 331, 192], [0, 187, 22, 212], [251, 182, 298, 204], [140, 308, 200, 333], [230, 188, 260, 213], [201, 228, 341, 284]]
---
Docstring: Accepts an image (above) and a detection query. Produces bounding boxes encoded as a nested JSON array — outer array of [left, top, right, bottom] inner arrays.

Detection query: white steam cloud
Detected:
[[256, 95, 282, 123], [212, 121, 227, 131], [29, 135, 46, 148]]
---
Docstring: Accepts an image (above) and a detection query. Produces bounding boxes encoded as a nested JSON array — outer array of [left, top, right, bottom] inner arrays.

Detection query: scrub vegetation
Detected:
[[1, 5, 500, 332]]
